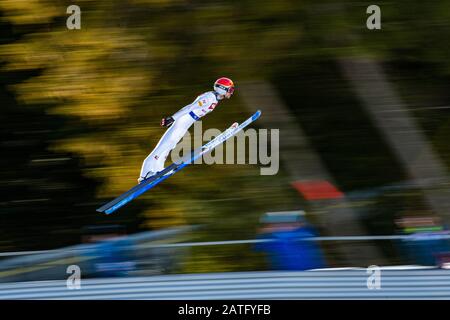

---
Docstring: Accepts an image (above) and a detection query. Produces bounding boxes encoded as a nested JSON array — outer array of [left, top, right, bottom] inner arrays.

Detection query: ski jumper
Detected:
[[140, 91, 219, 178]]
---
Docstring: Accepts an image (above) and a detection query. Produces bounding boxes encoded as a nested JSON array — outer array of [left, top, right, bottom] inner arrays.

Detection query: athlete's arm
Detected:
[[172, 102, 195, 121]]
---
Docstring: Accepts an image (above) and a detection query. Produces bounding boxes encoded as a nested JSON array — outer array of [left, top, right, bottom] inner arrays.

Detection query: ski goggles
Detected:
[[216, 84, 235, 94]]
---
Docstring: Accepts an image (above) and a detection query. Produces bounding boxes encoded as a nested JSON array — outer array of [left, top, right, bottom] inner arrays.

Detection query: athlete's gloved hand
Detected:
[[161, 116, 175, 128]]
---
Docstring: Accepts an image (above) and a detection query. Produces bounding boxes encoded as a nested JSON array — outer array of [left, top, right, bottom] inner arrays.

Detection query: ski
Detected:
[[96, 110, 261, 214]]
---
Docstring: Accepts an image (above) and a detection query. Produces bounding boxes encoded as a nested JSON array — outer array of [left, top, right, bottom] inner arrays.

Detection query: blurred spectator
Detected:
[[395, 216, 450, 266], [254, 211, 326, 271], [82, 225, 136, 277]]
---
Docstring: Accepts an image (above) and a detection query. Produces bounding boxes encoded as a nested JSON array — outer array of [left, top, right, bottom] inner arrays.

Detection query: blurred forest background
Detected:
[[1, 0, 449, 271]]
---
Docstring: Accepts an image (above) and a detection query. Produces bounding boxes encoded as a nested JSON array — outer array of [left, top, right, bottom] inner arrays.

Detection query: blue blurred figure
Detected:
[[254, 211, 326, 271], [395, 216, 450, 266], [82, 225, 136, 277]]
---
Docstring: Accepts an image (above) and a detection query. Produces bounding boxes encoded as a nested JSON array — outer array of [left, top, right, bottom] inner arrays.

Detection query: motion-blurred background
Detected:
[[1, 0, 450, 283]]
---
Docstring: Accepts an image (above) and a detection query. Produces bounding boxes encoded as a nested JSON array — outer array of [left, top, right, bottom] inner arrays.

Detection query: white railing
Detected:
[[1, 269, 450, 299]]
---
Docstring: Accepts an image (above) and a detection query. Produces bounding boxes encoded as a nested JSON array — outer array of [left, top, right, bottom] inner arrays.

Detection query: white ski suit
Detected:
[[139, 91, 220, 179]]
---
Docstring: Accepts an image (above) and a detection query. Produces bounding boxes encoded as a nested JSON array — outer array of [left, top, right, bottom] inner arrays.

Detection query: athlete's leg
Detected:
[[139, 115, 194, 181]]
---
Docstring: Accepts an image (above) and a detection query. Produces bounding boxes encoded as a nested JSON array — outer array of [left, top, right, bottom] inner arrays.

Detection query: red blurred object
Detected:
[[292, 180, 344, 200]]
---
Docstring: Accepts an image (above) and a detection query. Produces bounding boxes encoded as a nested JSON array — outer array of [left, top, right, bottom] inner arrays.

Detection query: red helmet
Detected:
[[213, 77, 235, 96]]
